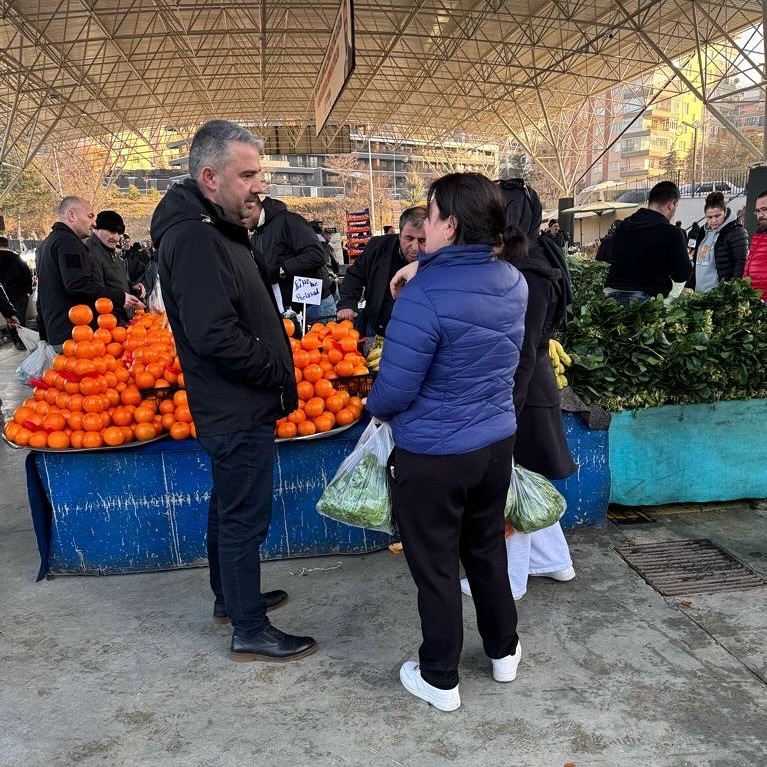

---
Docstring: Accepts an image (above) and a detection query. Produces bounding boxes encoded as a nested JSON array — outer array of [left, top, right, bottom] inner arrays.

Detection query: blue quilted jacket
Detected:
[[366, 243, 528, 455]]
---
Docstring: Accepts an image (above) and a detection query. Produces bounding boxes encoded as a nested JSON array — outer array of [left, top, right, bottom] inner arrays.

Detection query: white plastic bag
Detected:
[[147, 280, 165, 314], [316, 419, 394, 533], [16, 341, 56, 385], [504, 461, 567, 533], [16, 325, 40, 352]]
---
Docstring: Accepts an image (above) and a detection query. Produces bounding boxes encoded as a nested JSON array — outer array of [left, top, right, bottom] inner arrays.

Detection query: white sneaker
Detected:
[[399, 661, 461, 712], [531, 566, 575, 582], [491, 641, 522, 682], [460, 577, 524, 602]]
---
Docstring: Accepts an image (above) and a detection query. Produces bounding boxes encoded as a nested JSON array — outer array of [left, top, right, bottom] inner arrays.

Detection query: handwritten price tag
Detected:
[[292, 276, 323, 306]]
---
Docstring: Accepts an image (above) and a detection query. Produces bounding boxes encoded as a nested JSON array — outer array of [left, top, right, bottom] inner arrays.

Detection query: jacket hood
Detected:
[[621, 206, 670, 231], [150, 178, 245, 248], [259, 196, 288, 225]]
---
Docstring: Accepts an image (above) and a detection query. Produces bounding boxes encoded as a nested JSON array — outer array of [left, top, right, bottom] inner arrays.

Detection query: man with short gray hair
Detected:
[[151, 119, 315, 663]]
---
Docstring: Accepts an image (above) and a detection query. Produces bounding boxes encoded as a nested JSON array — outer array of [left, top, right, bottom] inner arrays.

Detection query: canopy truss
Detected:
[[1, 0, 767, 198]]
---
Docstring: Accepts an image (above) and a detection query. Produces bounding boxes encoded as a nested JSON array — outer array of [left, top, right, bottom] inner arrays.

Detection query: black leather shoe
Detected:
[[230, 625, 317, 662], [213, 590, 289, 624]]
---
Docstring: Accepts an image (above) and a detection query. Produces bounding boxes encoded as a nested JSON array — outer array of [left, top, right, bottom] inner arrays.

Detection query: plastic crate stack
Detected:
[[345, 208, 371, 262]]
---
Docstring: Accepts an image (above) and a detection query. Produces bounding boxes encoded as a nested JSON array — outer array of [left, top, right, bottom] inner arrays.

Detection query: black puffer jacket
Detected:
[[36, 223, 126, 345], [151, 179, 297, 436], [688, 209, 748, 288], [251, 197, 329, 310]]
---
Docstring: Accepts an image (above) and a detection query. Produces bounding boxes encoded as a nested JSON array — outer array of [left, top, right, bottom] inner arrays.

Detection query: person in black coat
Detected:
[[688, 191, 748, 292], [152, 120, 314, 663], [251, 198, 335, 320], [336, 206, 426, 335], [0, 237, 32, 348]]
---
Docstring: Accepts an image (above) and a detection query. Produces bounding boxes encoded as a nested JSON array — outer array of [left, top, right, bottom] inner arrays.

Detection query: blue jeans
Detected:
[[603, 288, 650, 306], [197, 425, 275, 636], [306, 294, 337, 322]]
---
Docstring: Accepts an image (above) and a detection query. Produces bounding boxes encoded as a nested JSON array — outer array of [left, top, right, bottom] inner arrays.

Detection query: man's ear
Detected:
[[199, 166, 217, 193]]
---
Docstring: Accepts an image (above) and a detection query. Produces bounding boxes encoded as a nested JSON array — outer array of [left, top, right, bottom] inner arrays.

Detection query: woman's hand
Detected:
[[390, 261, 419, 299]]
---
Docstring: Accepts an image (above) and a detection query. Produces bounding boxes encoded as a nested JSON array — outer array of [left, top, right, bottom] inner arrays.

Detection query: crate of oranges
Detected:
[[275, 318, 368, 440], [3, 300, 195, 451]]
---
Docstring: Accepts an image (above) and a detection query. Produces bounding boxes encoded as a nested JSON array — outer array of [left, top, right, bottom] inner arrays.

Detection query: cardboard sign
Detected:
[[292, 276, 323, 305]]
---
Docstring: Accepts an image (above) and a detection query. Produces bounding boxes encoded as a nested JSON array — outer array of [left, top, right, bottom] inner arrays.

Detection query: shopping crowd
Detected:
[[15, 119, 767, 715]]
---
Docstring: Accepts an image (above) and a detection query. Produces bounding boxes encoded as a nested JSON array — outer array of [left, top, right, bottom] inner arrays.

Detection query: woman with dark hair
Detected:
[[689, 190, 748, 292], [460, 179, 576, 602], [367, 172, 529, 712]]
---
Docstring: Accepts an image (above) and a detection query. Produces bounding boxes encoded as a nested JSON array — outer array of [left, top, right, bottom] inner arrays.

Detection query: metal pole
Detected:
[[691, 127, 698, 195], [367, 136, 376, 234], [763, 0, 767, 159]]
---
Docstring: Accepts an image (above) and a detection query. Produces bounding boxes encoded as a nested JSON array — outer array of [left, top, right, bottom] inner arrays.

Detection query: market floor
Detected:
[[1, 342, 766, 767]]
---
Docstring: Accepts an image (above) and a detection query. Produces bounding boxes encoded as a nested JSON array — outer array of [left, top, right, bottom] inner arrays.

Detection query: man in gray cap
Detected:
[[86, 210, 144, 325]]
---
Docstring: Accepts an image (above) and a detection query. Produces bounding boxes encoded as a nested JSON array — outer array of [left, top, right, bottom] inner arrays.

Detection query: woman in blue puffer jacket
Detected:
[[367, 172, 529, 713]]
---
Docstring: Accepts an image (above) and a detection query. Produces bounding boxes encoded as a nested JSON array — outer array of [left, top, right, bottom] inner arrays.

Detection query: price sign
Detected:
[[292, 276, 323, 306]]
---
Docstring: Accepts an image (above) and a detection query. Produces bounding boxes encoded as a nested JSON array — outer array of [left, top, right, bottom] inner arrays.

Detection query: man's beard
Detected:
[[758, 220, 767, 233]]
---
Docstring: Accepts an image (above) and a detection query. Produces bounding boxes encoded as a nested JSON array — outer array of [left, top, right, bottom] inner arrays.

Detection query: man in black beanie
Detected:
[[86, 210, 144, 325]]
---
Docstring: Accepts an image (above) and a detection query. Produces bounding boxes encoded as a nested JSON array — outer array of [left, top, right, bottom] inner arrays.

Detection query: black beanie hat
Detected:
[[95, 210, 125, 234]]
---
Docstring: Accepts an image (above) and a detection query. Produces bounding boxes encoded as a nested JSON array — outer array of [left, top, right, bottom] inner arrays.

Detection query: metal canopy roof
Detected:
[[1, 0, 766, 187]]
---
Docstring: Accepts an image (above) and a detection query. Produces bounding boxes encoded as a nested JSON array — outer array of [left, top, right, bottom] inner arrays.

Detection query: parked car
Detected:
[[680, 180, 744, 197], [615, 188, 649, 204]]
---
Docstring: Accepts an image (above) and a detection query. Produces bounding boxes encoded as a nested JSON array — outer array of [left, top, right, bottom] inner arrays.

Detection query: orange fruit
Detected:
[[93, 327, 112, 344], [340, 337, 358, 353], [81, 431, 103, 449], [134, 422, 156, 441], [82, 412, 103, 432], [335, 408, 357, 427], [69, 430, 85, 448], [13, 427, 32, 446], [13, 406, 35, 425], [46, 431, 70, 450], [175, 406, 193, 423], [169, 421, 191, 440], [294, 366, 303, 383], [68, 304, 93, 325], [302, 364, 323, 383], [111, 325, 127, 343], [159, 399, 175, 414], [42, 413, 67, 432], [106, 342, 123, 357], [4, 422, 20, 441], [111, 408, 132, 427], [334, 360, 355, 378], [72, 325, 94, 342], [353, 365, 369, 375], [172, 390, 188, 408], [283, 318, 295, 337], [293, 349, 310, 369], [304, 397, 325, 419], [296, 420, 316, 436], [97, 313, 117, 330], [306, 348, 321, 366], [314, 378, 335, 398], [296, 381, 314, 401], [74, 341, 95, 360], [161, 413, 176, 431], [134, 371, 156, 390], [276, 421, 298, 439], [121, 387, 142, 406], [67, 411, 85, 430], [102, 426, 124, 446], [133, 407, 155, 424], [301, 334, 321, 351], [287, 409, 307, 424], [29, 431, 49, 449], [62, 339, 77, 357], [95, 297, 114, 314], [312, 414, 334, 432], [327, 348, 344, 365], [82, 395, 105, 413], [331, 324, 348, 341]]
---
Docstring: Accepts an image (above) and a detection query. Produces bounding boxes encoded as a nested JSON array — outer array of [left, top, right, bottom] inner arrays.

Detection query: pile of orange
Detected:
[[276, 319, 367, 438], [4, 299, 195, 450]]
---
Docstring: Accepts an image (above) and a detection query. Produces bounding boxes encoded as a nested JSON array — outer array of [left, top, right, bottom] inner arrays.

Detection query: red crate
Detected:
[[333, 373, 375, 398]]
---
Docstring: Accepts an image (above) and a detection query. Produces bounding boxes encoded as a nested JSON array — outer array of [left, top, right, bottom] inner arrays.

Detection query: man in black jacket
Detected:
[[336, 206, 426, 335], [151, 119, 315, 663], [36, 196, 133, 348], [0, 237, 32, 348], [604, 181, 691, 305], [250, 198, 334, 321]]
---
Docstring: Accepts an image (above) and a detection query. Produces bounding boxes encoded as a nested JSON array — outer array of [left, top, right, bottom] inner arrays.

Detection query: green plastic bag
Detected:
[[504, 462, 566, 533], [316, 420, 394, 534]]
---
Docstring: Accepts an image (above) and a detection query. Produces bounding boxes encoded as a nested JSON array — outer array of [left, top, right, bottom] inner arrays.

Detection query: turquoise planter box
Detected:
[[609, 398, 767, 506]]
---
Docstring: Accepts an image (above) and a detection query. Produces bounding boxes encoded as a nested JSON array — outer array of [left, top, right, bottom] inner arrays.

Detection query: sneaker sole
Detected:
[[214, 595, 290, 625], [228, 644, 317, 663]]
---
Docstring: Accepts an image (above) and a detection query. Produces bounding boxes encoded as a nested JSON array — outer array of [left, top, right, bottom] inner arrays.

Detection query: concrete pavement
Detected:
[[1, 342, 766, 767]]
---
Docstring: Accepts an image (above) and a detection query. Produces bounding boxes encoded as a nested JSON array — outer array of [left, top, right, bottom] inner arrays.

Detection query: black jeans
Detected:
[[388, 436, 519, 689], [197, 425, 275, 637]]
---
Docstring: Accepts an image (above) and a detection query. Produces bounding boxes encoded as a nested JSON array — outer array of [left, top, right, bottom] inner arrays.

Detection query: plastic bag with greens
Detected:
[[317, 419, 394, 534], [504, 461, 566, 533]]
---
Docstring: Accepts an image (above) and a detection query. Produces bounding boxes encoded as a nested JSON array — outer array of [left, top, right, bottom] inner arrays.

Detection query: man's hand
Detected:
[[5, 315, 20, 328], [123, 293, 143, 310], [390, 261, 419, 299], [336, 308, 358, 322], [132, 283, 146, 299]]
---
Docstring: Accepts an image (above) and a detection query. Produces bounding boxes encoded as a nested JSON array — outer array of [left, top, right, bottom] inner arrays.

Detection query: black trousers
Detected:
[[197, 425, 275, 637], [389, 436, 519, 689]]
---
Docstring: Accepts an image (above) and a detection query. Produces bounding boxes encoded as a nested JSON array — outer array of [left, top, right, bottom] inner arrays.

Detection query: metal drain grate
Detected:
[[614, 539, 767, 596], [607, 507, 656, 525]]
